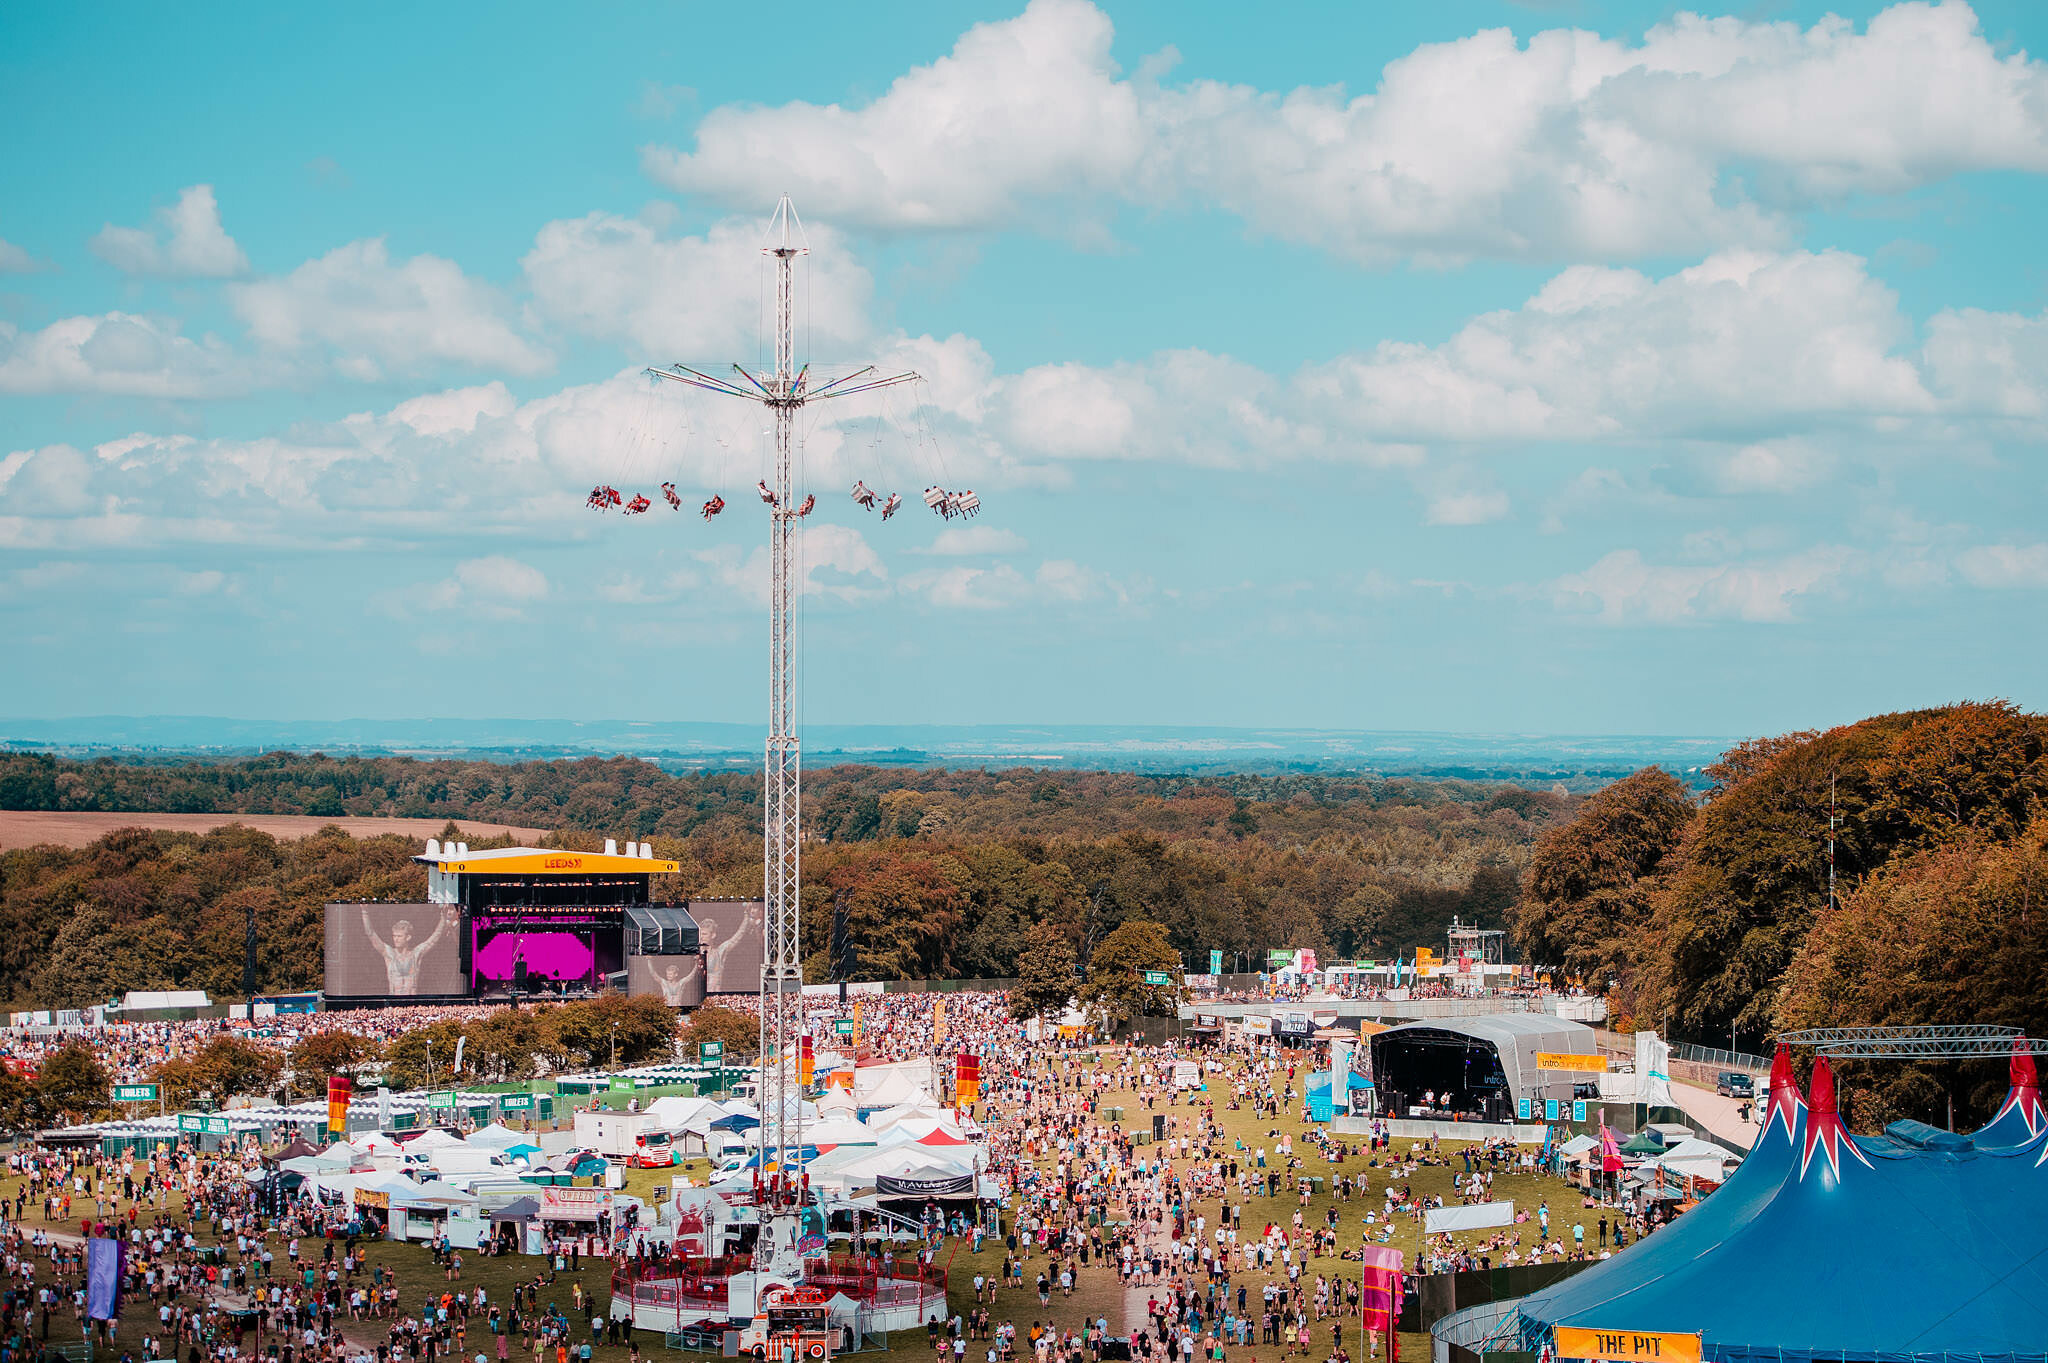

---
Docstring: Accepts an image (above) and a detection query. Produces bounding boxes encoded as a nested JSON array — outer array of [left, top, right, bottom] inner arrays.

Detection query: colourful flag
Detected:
[[1359, 1245, 1404, 1335]]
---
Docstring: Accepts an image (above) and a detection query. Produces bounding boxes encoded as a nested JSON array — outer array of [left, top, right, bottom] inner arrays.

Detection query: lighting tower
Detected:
[[646, 197, 917, 1278]]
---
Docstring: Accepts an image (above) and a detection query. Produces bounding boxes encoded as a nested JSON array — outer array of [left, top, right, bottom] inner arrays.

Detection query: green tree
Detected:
[[0, 1070, 45, 1133], [680, 1004, 759, 1064], [1009, 922, 1077, 1020], [1081, 919, 1183, 1025], [1509, 766, 1694, 1021], [290, 1029, 381, 1082], [37, 1044, 110, 1120], [542, 995, 676, 1070]]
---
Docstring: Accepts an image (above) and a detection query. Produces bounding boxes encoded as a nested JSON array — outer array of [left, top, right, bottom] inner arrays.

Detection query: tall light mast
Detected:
[[646, 198, 917, 1270]]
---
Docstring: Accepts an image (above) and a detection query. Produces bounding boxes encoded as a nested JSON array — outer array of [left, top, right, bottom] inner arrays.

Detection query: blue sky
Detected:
[[3, 0, 2047, 737]]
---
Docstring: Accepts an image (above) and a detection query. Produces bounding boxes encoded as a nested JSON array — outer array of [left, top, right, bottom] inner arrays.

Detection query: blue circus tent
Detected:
[[1513, 1047, 2048, 1363], [1974, 1047, 2045, 1149]]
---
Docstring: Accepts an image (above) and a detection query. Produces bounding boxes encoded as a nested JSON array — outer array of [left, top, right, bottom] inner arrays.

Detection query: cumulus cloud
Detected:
[[424, 556, 551, 616], [0, 313, 256, 397], [1547, 546, 1858, 624], [522, 212, 871, 360], [90, 185, 248, 278], [1954, 543, 2048, 588], [646, 0, 2048, 263], [229, 239, 551, 379], [920, 525, 1028, 555], [904, 556, 1143, 610], [0, 238, 44, 274], [1425, 489, 1510, 526]]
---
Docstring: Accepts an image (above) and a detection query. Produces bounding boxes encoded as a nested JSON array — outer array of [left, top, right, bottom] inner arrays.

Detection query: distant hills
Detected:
[[0, 716, 1736, 787]]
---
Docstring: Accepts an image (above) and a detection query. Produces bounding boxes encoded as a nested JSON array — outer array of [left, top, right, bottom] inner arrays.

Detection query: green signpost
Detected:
[[1142, 970, 1174, 986], [176, 1113, 204, 1133], [202, 1115, 230, 1136], [609, 1076, 636, 1093], [113, 1083, 158, 1103], [700, 1040, 724, 1067], [833, 1019, 854, 1037], [427, 1092, 455, 1109], [500, 1093, 535, 1112]]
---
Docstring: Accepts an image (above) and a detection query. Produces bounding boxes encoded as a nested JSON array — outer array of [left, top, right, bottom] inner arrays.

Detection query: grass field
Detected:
[[6, 1054, 1616, 1362]]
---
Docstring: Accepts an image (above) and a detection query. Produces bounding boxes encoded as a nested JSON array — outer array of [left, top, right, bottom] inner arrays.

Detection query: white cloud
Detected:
[[1955, 543, 2048, 588], [90, 185, 248, 278], [646, 0, 2048, 263], [904, 556, 1143, 610], [1922, 305, 2048, 418], [1425, 489, 1510, 525], [1712, 438, 1836, 494], [522, 212, 871, 361], [920, 525, 1027, 555], [230, 239, 551, 379], [0, 312, 255, 397], [693, 522, 889, 605], [424, 556, 550, 616], [1547, 546, 1858, 624], [0, 238, 43, 274], [646, 0, 1146, 235]]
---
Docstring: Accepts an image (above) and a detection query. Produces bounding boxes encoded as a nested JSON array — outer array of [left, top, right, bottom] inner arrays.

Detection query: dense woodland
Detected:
[[0, 755, 1559, 1005], [1509, 700, 2048, 1128]]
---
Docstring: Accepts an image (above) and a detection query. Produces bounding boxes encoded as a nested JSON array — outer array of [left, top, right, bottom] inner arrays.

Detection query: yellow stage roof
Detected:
[[413, 846, 679, 875]]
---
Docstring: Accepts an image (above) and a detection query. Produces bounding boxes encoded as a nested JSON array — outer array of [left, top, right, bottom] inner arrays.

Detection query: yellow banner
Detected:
[[853, 1000, 863, 1047], [1553, 1328, 1701, 1363], [1537, 1053, 1611, 1073], [933, 997, 947, 1045]]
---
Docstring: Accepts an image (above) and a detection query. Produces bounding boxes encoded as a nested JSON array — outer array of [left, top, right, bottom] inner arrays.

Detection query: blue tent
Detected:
[[1307, 1071, 1373, 1123], [707, 1112, 760, 1133], [1513, 1048, 2048, 1363]]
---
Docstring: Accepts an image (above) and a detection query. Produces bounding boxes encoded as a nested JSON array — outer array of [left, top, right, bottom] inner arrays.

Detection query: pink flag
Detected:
[[1360, 1245, 1405, 1334]]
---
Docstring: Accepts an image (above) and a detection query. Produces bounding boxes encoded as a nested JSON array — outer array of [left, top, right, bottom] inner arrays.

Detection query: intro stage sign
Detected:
[[1537, 1053, 1611, 1072], [1552, 1328, 1702, 1363]]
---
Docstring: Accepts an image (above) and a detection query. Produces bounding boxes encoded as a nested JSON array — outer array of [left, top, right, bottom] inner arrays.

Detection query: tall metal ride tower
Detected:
[[646, 197, 917, 1209]]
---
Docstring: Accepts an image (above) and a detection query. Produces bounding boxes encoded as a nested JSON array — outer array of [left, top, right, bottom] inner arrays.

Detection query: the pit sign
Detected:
[[1553, 1328, 1702, 1363]]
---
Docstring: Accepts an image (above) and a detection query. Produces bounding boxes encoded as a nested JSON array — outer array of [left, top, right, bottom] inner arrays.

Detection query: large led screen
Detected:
[[628, 953, 707, 1007], [470, 910, 622, 992], [691, 899, 765, 994], [325, 903, 465, 997]]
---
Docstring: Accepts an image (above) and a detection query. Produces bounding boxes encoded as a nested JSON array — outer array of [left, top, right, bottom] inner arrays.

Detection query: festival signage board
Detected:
[[1142, 970, 1174, 986], [609, 1076, 636, 1093], [113, 1084, 158, 1102], [1537, 1053, 1610, 1072], [499, 1093, 535, 1111], [176, 1113, 204, 1132], [833, 1019, 854, 1037], [203, 1115, 230, 1135], [1552, 1329, 1702, 1363], [700, 1040, 724, 1066]]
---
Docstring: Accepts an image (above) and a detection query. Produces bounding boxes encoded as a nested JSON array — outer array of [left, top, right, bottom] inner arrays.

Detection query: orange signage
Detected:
[[1537, 1053, 1611, 1073], [1553, 1328, 1701, 1363]]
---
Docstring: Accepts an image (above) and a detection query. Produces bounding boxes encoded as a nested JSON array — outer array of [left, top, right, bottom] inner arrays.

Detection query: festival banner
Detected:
[[1536, 1053, 1610, 1073], [955, 1053, 980, 1106], [797, 1034, 814, 1087], [85, 1237, 123, 1320], [1359, 1245, 1404, 1336], [933, 997, 947, 1045], [327, 1075, 352, 1137]]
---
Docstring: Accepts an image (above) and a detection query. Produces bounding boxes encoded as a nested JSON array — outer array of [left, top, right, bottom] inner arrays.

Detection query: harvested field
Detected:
[[0, 810, 552, 851]]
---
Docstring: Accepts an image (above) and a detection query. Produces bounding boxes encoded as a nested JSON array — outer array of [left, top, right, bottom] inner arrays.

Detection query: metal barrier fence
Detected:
[[1672, 1041, 1772, 1072]]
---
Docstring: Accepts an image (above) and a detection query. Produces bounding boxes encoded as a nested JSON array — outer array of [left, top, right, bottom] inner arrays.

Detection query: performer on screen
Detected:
[[656, 959, 696, 1006], [361, 905, 458, 995]]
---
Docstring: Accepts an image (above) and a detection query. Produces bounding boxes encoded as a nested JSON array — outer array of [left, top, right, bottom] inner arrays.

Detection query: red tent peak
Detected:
[[2011, 1045, 2038, 1091], [1808, 1055, 1838, 1116]]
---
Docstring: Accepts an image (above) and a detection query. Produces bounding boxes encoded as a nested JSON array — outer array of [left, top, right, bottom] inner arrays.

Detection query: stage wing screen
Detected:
[[326, 903, 464, 997], [629, 954, 707, 1007], [691, 899, 765, 993]]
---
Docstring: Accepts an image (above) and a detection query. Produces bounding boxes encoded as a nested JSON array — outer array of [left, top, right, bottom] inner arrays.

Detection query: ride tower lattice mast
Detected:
[[645, 198, 918, 1267]]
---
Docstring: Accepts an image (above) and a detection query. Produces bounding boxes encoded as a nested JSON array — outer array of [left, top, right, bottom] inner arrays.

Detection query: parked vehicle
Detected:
[[1716, 1072, 1755, 1098]]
